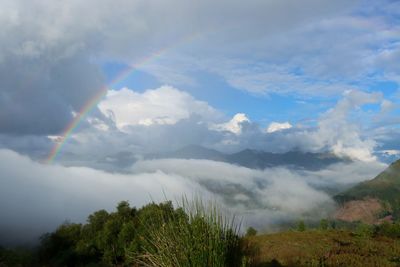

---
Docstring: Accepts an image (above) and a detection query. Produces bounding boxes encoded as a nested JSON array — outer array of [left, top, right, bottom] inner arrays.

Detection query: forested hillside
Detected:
[[335, 159, 400, 222]]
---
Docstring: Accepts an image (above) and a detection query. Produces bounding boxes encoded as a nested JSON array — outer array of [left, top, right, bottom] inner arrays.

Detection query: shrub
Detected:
[[245, 227, 257, 237], [354, 223, 374, 238], [319, 219, 328, 230], [377, 222, 400, 238], [296, 220, 306, 232], [136, 197, 244, 267]]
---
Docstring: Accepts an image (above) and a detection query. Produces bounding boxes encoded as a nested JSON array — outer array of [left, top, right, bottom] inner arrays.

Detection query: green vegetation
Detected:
[[245, 227, 257, 237], [2, 203, 400, 266], [137, 198, 243, 267], [2, 155, 400, 267], [335, 159, 400, 219], [319, 219, 328, 230], [0, 247, 36, 266], [247, 229, 400, 266], [1, 199, 245, 267], [296, 220, 306, 232]]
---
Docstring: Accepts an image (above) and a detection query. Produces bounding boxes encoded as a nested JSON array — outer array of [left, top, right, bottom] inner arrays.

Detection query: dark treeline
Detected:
[[0, 200, 244, 267], [2, 201, 400, 267]]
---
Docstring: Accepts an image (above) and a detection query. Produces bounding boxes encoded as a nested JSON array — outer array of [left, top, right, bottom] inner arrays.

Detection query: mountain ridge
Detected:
[[334, 159, 400, 223], [146, 144, 350, 170]]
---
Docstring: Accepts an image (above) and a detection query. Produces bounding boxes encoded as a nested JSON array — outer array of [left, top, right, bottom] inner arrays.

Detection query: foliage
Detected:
[[296, 220, 306, 232], [354, 223, 374, 238], [0, 246, 37, 267], [3, 198, 400, 266], [319, 219, 328, 230], [334, 159, 400, 221], [376, 222, 400, 238], [17, 199, 245, 267], [136, 197, 244, 267], [246, 229, 400, 267], [245, 227, 257, 237], [37, 200, 160, 266]]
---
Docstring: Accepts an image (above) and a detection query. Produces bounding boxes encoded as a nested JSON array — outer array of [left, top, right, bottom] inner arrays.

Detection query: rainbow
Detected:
[[45, 33, 200, 164]]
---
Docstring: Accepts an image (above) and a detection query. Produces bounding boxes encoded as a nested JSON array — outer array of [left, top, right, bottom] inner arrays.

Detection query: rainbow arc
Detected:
[[45, 33, 200, 163]]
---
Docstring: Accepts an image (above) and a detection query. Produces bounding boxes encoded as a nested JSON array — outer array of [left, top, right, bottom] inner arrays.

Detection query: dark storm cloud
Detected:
[[0, 0, 356, 136], [0, 51, 104, 135]]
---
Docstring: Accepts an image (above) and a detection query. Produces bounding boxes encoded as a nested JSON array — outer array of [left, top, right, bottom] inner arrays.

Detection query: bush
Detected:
[[136, 197, 244, 267], [319, 219, 328, 230], [296, 220, 306, 232], [377, 222, 400, 238], [354, 223, 374, 238], [245, 227, 257, 237], [26, 199, 248, 266]]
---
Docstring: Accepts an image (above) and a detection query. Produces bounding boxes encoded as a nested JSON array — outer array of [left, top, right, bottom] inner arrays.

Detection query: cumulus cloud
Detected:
[[0, 0, 398, 141], [43, 88, 389, 165], [98, 86, 221, 130], [0, 0, 398, 248], [267, 122, 292, 133], [311, 90, 382, 161], [211, 113, 250, 135], [214, 91, 385, 161]]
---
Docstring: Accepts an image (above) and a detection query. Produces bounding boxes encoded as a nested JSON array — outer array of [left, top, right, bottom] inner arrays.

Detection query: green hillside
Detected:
[[335, 159, 400, 220], [246, 229, 400, 267], [2, 200, 400, 266]]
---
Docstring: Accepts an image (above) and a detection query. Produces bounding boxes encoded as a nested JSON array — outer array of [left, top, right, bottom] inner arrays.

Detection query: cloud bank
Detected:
[[46, 87, 386, 165], [0, 149, 385, 246]]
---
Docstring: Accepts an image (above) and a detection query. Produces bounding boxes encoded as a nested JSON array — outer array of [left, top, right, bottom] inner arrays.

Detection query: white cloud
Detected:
[[0, 0, 398, 138], [0, 0, 355, 62], [211, 113, 250, 134], [267, 122, 292, 133], [380, 99, 395, 114], [379, 149, 400, 157], [98, 86, 221, 131], [44, 89, 389, 165], [133, 4, 400, 97], [202, 61, 358, 96], [0, 149, 207, 245], [1, 149, 387, 244], [312, 90, 382, 161]]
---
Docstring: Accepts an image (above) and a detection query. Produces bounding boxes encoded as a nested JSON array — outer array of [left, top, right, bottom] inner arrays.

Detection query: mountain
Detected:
[[334, 159, 400, 223], [226, 149, 346, 170], [149, 145, 349, 170], [157, 145, 226, 161]]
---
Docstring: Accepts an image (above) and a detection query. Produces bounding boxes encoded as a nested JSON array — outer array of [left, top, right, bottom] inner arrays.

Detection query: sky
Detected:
[[0, 0, 399, 245]]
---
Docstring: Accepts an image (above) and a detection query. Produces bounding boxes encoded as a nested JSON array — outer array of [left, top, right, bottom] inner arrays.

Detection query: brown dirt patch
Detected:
[[334, 198, 384, 224]]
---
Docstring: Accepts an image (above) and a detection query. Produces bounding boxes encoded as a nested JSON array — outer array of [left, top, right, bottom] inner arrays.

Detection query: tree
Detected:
[[297, 220, 306, 232], [355, 223, 374, 238], [319, 219, 328, 230], [245, 227, 257, 237], [38, 223, 82, 266]]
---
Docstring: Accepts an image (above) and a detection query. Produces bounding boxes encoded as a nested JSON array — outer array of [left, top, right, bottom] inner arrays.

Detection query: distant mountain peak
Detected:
[[150, 145, 348, 171]]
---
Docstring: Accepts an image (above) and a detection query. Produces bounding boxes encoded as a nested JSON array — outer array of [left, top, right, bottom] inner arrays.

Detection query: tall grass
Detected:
[[136, 197, 245, 267]]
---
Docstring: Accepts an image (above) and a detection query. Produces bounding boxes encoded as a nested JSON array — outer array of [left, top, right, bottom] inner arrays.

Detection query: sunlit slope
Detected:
[[247, 230, 400, 266], [335, 159, 400, 220]]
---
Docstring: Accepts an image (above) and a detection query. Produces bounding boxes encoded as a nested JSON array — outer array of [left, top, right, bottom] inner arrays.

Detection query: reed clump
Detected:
[[136, 197, 244, 267]]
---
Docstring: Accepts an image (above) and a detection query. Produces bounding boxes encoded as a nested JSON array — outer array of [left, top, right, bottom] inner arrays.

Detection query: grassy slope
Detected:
[[334, 159, 400, 218], [247, 230, 400, 267]]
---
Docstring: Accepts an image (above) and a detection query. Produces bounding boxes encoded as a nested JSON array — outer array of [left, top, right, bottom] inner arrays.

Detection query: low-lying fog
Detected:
[[0, 149, 385, 246]]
